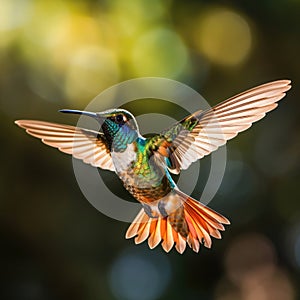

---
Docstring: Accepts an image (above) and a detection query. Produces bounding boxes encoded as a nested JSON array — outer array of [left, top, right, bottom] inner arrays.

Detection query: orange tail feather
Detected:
[[125, 191, 230, 254]]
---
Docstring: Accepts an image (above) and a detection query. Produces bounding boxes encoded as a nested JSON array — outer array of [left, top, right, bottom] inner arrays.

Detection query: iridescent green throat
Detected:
[[102, 119, 138, 152]]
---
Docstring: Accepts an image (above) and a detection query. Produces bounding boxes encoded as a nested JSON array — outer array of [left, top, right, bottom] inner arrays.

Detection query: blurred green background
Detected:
[[1, 0, 300, 299]]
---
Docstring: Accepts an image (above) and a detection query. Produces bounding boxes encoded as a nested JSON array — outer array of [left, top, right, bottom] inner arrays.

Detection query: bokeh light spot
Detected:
[[240, 268, 295, 300], [131, 27, 189, 78], [221, 233, 296, 300], [21, 0, 70, 50], [108, 0, 168, 37], [194, 8, 252, 67], [65, 46, 120, 104], [47, 14, 104, 69], [224, 233, 277, 285], [0, 0, 32, 31]]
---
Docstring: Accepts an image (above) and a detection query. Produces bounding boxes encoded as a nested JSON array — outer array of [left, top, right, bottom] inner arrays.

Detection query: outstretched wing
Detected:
[[15, 120, 115, 171], [156, 80, 291, 174]]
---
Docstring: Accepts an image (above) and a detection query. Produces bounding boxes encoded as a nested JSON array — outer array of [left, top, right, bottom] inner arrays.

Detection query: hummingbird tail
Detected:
[[125, 190, 230, 254]]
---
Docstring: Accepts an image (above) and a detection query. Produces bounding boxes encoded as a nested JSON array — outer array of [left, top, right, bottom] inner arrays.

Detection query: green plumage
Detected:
[[101, 109, 201, 206]]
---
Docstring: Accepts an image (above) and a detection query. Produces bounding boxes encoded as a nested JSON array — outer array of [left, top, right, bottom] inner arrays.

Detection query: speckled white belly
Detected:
[[111, 143, 137, 174]]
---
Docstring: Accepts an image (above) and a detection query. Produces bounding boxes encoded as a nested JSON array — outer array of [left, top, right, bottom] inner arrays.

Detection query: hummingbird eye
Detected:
[[115, 114, 125, 123]]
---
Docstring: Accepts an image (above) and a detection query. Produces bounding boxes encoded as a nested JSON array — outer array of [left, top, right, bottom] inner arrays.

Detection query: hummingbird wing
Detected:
[[15, 120, 115, 171], [157, 80, 291, 174]]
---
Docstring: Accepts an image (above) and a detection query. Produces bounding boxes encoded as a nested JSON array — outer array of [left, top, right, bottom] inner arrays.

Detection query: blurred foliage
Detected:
[[1, 0, 300, 299]]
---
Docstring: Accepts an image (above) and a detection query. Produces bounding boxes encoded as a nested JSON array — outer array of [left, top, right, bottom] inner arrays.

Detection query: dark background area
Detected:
[[1, 0, 299, 299]]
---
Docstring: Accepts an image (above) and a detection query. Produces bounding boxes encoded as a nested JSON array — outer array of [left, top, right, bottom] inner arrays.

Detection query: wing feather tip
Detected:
[[15, 120, 27, 129], [281, 79, 291, 86]]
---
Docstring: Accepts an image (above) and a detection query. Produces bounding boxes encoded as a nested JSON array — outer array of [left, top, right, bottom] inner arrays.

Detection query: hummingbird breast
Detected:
[[121, 172, 172, 204], [111, 142, 172, 204]]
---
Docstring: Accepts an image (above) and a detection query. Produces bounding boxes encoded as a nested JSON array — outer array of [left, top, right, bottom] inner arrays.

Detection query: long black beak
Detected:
[[59, 109, 99, 119]]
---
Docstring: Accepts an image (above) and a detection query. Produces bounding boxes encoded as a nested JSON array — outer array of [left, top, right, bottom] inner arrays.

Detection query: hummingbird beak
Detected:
[[59, 109, 102, 120]]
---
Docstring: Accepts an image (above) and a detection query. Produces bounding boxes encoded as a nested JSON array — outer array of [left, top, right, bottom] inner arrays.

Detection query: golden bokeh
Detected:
[[64, 45, 120, 104], [194, 7, 252, 67], [131, 27, 190, 78]]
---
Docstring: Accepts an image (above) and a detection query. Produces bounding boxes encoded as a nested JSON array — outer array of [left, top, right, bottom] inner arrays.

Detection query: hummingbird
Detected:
[[15, 80, 291, 253]]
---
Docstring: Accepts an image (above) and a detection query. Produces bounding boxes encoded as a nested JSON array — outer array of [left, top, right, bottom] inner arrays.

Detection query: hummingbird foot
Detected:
[[158, 201, 168, 217], [142, 203, 159, 218]]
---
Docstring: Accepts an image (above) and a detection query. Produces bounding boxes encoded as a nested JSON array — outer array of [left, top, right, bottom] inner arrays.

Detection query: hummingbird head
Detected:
[[60, 108, 139, 151]]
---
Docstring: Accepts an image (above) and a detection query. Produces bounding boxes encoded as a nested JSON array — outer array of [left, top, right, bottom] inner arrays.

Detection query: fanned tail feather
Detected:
[[125, 191, 230, 254]]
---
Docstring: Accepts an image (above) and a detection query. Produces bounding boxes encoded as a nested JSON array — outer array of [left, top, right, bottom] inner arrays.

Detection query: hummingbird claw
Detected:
[[158, 201, 168, 217], [142, 204, 158, 218]]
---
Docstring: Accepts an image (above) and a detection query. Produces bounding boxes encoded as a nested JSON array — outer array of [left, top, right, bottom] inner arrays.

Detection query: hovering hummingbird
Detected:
[[15, 80, 291, 253]]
